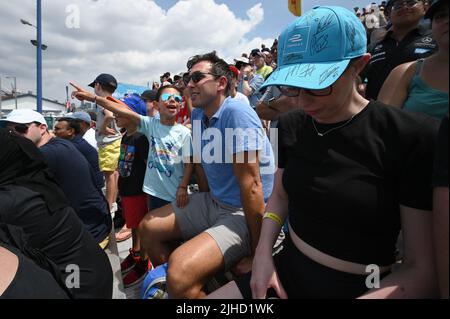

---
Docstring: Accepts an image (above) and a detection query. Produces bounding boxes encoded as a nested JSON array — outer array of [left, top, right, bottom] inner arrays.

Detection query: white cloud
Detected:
[[0, 0, 275, 105]]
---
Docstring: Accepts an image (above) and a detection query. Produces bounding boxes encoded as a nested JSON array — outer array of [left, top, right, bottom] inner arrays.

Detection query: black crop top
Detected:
[[277, 101, 439, 266]]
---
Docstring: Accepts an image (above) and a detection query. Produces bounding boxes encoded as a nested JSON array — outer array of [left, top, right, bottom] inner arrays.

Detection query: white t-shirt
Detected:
[[83, 128, 98, 150]]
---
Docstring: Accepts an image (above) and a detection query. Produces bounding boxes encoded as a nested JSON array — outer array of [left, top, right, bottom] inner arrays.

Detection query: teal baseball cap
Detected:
[[262, 6, 367, 90]]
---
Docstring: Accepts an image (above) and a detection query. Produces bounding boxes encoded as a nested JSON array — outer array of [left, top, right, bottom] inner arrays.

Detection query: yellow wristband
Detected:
[[263, 212, 283, 227]]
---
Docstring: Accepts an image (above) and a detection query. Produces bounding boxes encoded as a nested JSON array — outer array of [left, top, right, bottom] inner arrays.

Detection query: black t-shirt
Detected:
[[0, 185, 113, 298], [277, 101, 439, 266], [362, 25, 437, 100], [433, 114, 449, 188], [0, 246, 69, 299], [40, 138, 111, 243], [118, 132, 149, 196]]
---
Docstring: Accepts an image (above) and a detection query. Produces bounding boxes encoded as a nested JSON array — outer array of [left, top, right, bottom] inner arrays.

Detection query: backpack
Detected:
[[141, 263, 168, 299]]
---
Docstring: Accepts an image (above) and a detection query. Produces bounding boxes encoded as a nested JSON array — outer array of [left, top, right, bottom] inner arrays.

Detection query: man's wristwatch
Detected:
[[243, 75, 249, 81], [265, 97, 276, 106]]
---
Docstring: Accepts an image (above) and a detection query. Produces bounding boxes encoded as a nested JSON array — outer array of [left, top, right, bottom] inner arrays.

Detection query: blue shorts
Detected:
[[148, 195, 171, 211]]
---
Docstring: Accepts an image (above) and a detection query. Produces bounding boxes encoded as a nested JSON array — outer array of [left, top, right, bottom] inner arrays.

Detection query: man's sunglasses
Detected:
[[161, 93, 183, 103], [7, 122, 41, 134], [390, 0, 420, 11], [183, 71, 219, 85]]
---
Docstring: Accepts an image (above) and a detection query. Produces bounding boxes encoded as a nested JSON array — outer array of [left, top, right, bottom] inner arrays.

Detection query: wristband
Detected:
[[263, 212, 283, 227]]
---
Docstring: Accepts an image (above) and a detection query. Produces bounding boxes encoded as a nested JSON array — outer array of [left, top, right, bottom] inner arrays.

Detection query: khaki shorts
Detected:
[[99, 235, 110, 250], [98, 139, 121, 172], [172, 192, 252, 271]]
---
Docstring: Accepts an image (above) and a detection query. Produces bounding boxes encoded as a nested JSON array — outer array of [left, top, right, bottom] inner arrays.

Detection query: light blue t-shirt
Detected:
[[192, 97, 275, 208], [139, 116, 192, 202]]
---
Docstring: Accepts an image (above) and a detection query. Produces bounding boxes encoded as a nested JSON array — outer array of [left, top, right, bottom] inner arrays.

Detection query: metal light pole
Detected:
[[37, 0, 42, 114], [6, 76, 18, 110], [0, 77, 2, 115], [20, 0, 45, 114]]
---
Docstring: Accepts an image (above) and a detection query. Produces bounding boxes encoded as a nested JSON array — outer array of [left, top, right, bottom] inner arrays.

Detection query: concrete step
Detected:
[[104, 228, 127, 299]]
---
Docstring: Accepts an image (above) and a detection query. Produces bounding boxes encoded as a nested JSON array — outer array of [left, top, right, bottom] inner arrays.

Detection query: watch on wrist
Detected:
[[265, 97, 276, 106]]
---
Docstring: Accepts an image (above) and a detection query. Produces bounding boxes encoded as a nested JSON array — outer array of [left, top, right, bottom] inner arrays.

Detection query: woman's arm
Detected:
[[255, 168, 289, 255], [433, 187, 449, 298], [251, 168, 289, 299], [359, 205, 439, 299], [378, 62, 416, 108]]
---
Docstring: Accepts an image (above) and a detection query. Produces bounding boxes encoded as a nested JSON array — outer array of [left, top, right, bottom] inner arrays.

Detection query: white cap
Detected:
[[0, 109, 47, 127], [234, 57, 250, 65]]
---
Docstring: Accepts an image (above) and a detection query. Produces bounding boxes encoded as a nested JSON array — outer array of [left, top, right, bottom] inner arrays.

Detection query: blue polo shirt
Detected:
[[192, 97, 275, 208]]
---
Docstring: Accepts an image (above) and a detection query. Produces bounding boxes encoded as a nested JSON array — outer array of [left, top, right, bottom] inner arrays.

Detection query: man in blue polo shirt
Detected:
[[138, 51, 275, 299]]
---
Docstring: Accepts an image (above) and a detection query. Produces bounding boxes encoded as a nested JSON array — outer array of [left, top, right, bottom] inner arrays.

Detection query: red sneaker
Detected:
[[120, 249, 141, 275], [123, 259, 153, 288]]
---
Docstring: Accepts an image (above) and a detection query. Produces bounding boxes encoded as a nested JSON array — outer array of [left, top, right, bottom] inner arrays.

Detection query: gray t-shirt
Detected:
[[95, 104, 122, 147]]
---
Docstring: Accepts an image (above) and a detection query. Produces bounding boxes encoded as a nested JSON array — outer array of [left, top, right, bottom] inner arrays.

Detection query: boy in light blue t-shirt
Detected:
[[70, 82, 194, 211], [139, 96, 193, 209]]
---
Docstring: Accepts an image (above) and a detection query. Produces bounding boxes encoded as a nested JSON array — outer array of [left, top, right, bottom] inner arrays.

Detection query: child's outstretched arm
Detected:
[[70, 82, 141, 126]]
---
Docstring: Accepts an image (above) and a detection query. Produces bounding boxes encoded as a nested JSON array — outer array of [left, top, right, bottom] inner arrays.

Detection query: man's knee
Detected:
[[138, 214, 157, 241], [166, 251, 199, 298]]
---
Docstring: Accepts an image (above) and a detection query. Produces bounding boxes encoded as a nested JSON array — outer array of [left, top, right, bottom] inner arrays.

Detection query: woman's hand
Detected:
[[176, 186, 189, 208], [250, 252, 288, 299]]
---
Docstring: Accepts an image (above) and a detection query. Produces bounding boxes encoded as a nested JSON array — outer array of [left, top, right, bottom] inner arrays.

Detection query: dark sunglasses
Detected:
[[391, 0, 420, 11], [277, 85, 333, 97], [183, 71, 219, 85], [8, 122, 41, 134]]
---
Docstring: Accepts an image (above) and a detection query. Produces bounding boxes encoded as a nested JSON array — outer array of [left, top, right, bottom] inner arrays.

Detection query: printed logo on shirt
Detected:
[[119, 144, 135, 178], [421, 36, 433, 44], [147, 136, 182, 178]]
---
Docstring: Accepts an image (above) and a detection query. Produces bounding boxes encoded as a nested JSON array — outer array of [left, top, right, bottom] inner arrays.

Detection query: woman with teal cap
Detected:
[[208, 5, 440, 299]]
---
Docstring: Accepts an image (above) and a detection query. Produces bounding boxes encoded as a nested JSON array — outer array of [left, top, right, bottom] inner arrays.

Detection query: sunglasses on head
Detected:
[[183, 71, 219, 85], [161, 93, 183, 103], [7, 122, 41, 134]]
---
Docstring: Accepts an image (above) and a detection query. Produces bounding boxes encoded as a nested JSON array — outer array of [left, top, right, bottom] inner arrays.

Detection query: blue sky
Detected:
[[155, 0, 366, 40]]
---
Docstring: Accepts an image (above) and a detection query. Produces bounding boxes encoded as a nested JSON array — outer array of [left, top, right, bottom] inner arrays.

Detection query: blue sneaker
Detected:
[[141, 263, 168, 299]]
